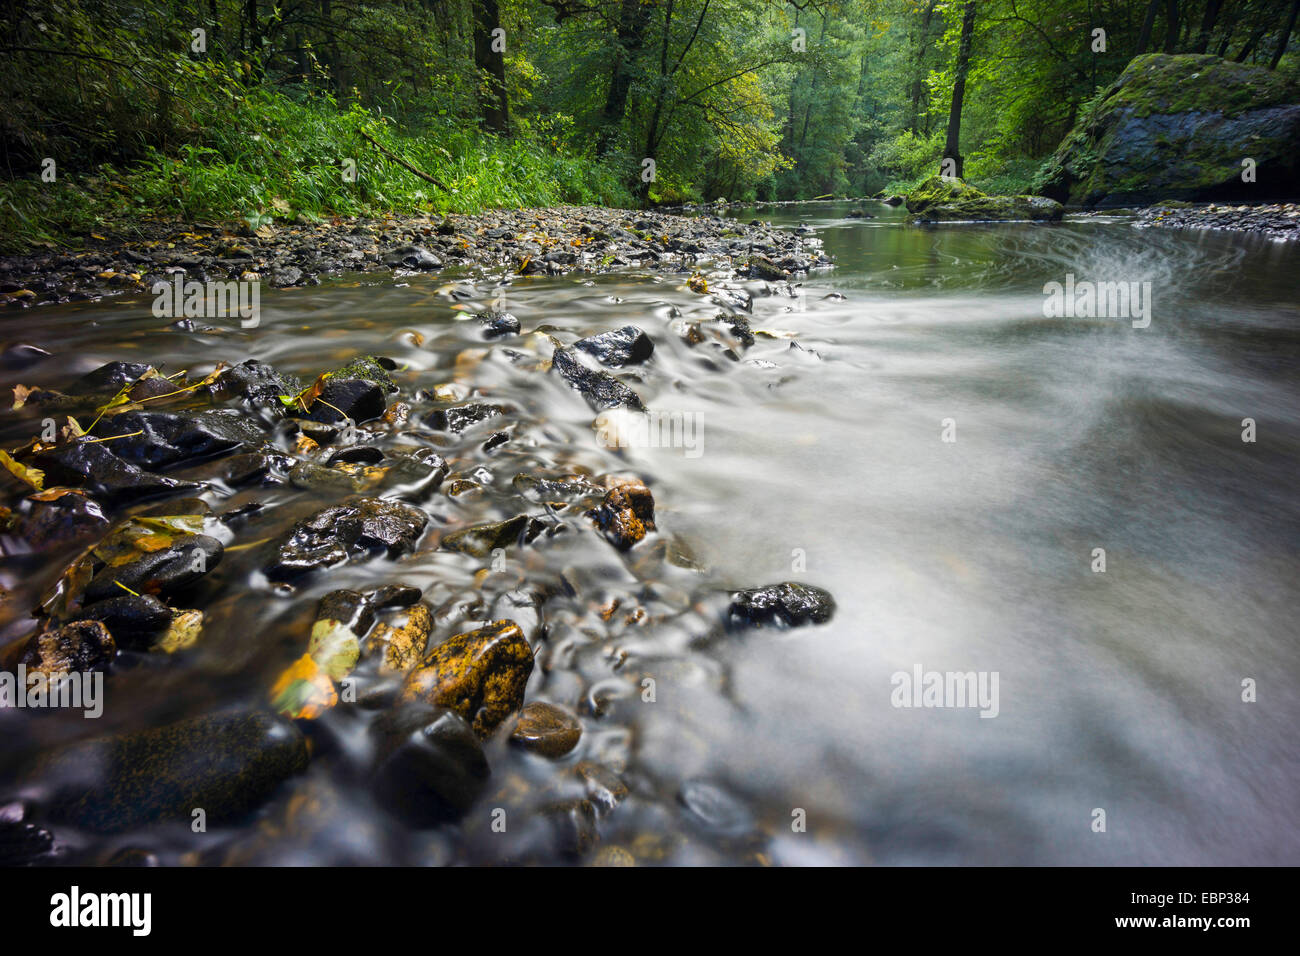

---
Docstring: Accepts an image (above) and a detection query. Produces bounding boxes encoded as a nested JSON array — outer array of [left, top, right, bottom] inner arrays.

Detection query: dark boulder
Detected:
[[551, 347, 646, 411], [83, 534, 223, 603], [267, 497, 428, 580], [574, 326, 655, 367], [1036, 54, 1300, 206], [729, 582, 836, 628], [35, 709, 309, 833], [369, 702, 489, 824], [303, 377, 387, 425], [33, 441, 200, 505], [476, 311, 520, 339], [99, 409, 264, 470], [70, 594, 174, 651]]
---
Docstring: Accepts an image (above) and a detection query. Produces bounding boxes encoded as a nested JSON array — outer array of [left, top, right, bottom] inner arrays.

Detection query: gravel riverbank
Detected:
[[0, 205, 831, 309]]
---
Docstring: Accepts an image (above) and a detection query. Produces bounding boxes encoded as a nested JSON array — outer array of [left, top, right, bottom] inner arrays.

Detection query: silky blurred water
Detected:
[[2, 201, 1297, 864]]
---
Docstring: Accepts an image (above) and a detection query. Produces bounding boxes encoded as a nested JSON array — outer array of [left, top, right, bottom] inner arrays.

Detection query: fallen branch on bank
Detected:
[[359, 131, 449, 191]]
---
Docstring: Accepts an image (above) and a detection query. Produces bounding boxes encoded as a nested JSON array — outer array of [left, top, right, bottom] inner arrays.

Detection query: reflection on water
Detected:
[[2, 202, 1297, 864]]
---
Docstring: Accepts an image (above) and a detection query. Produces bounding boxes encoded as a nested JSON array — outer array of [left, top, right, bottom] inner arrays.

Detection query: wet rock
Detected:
[[728, 581, 836, 628], [424, 402, 505, 436], [64, 361, 152, 395], [551, 346, 646, 411], [304, 378, 387, 425], [717, 313, 754, 348], [678, 779, 753, 835], [316, 589, 376, 638], [576, 762, 629, 813], [83, 534, 223, 603], [476, 311, 520, 339], [375, 452, 448, 503], [542, 798, 599, 858], [574, 326, 655, 367], [0, 819, 60, 866], [441, 513, 545, 558], [366, 601, 433, 674], [745, 255, 786, 281], [16, 489, 109, 550], [370, 702, 489, 824], [326, 445, 385, 466], [587, 480, 655, 551], [33, 441, 200, 505], [69, 594, 173, 651], [1, 343, 52, 370], [511, 701, 582, 757], [267, 497, 429, 580], [11, 620, 116, 676], [100, 409, 264, 470], [398, 620, 534, 736], [105, 847, 159, 867], [211, 359, 302, 408], [383, 245, 442, 270], [366, 583, 423, 609], [36, 709, 309, 833]]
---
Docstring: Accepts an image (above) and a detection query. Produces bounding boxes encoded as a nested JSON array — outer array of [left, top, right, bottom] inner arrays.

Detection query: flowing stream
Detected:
[[3, 201, 1298, 865]]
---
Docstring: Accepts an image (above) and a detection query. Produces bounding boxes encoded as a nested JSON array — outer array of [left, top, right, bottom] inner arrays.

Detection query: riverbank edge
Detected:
[[0, 204, 831, 311]]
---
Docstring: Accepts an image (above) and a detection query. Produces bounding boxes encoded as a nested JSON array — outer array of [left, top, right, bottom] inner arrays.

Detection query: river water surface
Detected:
[[3, 201, 1298, 865]]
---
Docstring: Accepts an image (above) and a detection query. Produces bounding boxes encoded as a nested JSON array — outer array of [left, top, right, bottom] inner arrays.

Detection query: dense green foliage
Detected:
[[1, 0, 1297, 249]]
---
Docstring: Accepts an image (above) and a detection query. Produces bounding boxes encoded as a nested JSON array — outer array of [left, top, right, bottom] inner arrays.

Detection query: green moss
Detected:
[[328, 356, 395, 391], [905, 176, 1063, 222], [1110, 54, 1297, 119]]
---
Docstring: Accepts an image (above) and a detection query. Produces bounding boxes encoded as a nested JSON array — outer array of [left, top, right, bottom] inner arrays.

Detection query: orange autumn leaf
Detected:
[[270, 653, 337, 719]]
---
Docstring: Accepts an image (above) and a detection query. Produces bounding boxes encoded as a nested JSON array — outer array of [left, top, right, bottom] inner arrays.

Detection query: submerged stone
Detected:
[[398, 620, 534, 736], [424, 401, 506, 434], [476, 311, 520, 339], [441, 513, 545, 558], [511, 701, 582, 757], [370, 702, 489, 824], [36, 709, 309, 833]]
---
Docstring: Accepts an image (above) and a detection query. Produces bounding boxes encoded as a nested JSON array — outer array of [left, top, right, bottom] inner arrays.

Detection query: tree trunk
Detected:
[[942, 1, 977, 180], [1161, 0, 1179, 53], [1136, 0, 1161, 53], [640, 0, 675, 203], [906, 0, 938, 134], [1192, 0, 1221, 53], [472, 0, 509, 133], [1270, 0, 1300, 68], [597, 0, 654, 155]]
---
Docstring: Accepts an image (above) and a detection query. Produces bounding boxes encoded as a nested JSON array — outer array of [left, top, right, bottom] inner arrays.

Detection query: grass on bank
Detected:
[[0, 83, 636, 254]]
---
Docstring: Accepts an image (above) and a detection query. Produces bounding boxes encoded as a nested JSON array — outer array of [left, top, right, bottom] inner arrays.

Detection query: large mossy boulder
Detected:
[[1035, 54, 1300, 207], [904, 176, 1064, 222]]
